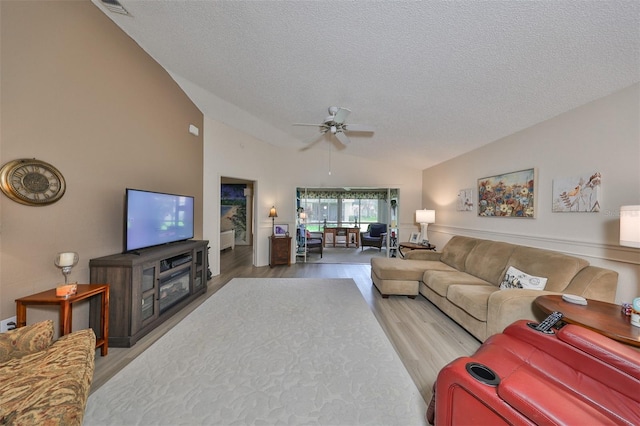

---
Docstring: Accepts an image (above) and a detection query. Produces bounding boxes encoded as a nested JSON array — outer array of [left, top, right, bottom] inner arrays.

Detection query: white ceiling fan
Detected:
[[293, 107, 375, 148]]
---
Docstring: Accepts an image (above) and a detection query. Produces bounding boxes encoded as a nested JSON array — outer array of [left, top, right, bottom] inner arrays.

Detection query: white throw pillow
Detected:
[[500, 266, 547, 291]]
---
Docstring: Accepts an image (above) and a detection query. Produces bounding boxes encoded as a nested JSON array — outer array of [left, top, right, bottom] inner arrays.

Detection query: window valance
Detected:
[[299, 188, 398, 200]]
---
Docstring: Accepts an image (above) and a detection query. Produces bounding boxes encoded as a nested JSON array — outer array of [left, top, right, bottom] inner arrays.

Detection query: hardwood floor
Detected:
[[92, 245, 481, 404]]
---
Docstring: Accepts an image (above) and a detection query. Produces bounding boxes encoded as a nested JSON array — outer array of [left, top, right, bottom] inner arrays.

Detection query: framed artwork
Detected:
[[457, 188, 474, 211], [478, 168, 535, 218], [408, 232, 421, 243], [274, 224, 289, 237], [552, 172, 601, 212]]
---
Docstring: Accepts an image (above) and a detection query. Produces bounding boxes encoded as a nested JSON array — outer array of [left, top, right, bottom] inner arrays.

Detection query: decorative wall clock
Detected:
[[0, 158, 66, 206]]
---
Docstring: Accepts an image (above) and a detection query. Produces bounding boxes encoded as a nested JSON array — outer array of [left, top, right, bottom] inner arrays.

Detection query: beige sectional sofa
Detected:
[[371, 236, 618, 341], [0, 320, 96, 425]]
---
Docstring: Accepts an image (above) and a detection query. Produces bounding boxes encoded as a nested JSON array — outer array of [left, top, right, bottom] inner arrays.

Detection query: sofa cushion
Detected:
[[499, 265, 547, 290], [424, 270, 492, 297], [506, 246, 588, 292], [0, 320, 54, 363], [465, 240, 516, 285], [564, 266, 618, 302], [440, 236, 479, 271], [371, 258, 454, 281], [497, 365, 620, 425], [446, 284, 497, 322], [0, 328, 95, 426]]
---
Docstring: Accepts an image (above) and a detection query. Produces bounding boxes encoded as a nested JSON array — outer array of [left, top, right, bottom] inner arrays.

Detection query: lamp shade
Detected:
[[416, 209, 435, 224], [268, 206, 278, 218], [620, 205, 640, 248]]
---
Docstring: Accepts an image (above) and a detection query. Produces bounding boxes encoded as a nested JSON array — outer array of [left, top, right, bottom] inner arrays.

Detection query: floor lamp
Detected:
[[415, 209, 435, 243]]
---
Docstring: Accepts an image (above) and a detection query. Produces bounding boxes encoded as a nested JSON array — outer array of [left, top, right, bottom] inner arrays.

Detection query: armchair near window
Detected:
[[361, 223, 387, 251], [297, 228, 323, 258], [306, 231, 323, 258]]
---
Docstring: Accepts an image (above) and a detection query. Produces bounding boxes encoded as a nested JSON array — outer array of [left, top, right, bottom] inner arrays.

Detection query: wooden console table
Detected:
[[534, 295, 640, 347], [15, 284, 110, 356], [323, 227, 360, 248]]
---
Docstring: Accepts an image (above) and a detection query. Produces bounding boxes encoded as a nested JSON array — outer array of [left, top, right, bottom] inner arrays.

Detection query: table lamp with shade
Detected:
[[620, 205, 640, 327], [415, 209, 435, 243], [54, 251, 79, 298], [269, 206, 278, 235]]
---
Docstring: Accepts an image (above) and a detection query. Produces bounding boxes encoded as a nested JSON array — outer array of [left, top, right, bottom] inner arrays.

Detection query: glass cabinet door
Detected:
[[141, 264, 157, 325], [193, 248, 204, 291]]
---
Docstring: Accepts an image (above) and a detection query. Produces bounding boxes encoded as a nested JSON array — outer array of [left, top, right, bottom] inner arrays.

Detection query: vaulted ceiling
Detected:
[[93, 0, 640, 169]]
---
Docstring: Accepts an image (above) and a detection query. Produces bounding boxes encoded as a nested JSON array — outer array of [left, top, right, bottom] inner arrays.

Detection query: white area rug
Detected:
[[84, 278, 426, 425]]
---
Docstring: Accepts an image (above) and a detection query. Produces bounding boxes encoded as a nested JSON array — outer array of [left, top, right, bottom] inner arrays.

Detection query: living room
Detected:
[[2, 0, 638, 341], [1, 1, 639, 422]]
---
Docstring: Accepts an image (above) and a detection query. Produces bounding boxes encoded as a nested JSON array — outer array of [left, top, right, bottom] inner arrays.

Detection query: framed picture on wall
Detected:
[[478, 168, 535, 218], [274, 224, 288, 237], [552, 172, 601, 212], [457, 188, 474, 211]]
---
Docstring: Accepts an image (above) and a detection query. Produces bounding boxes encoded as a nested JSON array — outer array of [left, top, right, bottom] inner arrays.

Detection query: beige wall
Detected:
[[0, 1, 204, 327], [422, 84, 640, 303]]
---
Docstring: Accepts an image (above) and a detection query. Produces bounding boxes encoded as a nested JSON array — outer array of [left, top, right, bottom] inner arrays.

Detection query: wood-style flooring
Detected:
[[92, 245, 481, 403]]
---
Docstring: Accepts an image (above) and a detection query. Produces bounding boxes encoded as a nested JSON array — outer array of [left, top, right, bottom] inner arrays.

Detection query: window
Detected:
[[297, 188, 398, 232]]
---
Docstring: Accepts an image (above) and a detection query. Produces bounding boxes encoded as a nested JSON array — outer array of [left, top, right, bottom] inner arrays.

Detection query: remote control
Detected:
[[535, 311, 564, 332]]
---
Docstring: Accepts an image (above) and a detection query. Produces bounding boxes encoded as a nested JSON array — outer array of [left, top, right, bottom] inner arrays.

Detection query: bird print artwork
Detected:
[[553, 172, 601, 212]]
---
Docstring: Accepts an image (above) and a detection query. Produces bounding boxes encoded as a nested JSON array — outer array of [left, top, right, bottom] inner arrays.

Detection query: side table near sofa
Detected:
[[535, 294, 640, 347], [15, 284, 109, 356]]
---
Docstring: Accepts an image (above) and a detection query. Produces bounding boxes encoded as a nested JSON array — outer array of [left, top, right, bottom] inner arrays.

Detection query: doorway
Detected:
[[220, 177, 255, 271]]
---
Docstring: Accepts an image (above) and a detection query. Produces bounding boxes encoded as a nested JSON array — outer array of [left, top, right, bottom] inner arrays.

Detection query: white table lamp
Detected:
[[54, 252, 79, 284], [620, 205, 640, 248], [620, 205, 640, 327], [416, 209, 435, 242]]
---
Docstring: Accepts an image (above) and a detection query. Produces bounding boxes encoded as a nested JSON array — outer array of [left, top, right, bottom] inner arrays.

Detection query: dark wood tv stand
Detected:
[[89, 240, 208, 347]]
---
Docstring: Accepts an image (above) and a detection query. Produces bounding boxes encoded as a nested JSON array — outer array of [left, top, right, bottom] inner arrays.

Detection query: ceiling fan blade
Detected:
[[344, 123, 375, 133], [333, 108, 351, 124], [293, 123, 324, 127], [334, 131, 351, 145], [299, 131, 326, 151]]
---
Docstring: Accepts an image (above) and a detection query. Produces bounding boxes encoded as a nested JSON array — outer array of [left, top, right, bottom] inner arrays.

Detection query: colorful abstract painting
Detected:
[[478, 168, 535, 218], [552, 172, 601, 212]]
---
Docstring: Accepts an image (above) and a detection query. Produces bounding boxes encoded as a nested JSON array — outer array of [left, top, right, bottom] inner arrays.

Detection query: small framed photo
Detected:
[[421, 239, 430, 246], [274, 224, 288, 237], [408, 232, 421, 243]]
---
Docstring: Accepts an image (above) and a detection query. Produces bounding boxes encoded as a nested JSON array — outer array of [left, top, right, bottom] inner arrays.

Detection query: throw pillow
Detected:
[[500, 266, 548, 291], [0, 320, 54, 363]]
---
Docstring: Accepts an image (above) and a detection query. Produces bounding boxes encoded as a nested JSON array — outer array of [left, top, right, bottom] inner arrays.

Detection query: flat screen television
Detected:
[[124, 188, 195, 253]]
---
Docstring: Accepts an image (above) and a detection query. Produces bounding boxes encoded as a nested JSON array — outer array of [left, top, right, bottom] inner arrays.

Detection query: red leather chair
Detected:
[[429, 320, 640, 425]]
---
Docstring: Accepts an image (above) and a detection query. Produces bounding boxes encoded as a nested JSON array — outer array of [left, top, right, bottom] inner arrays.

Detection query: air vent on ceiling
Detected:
[[101, 0, 129, 15]]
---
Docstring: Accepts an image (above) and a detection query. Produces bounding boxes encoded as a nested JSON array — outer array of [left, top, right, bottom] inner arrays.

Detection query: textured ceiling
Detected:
[[92, 0, 640, 170]]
